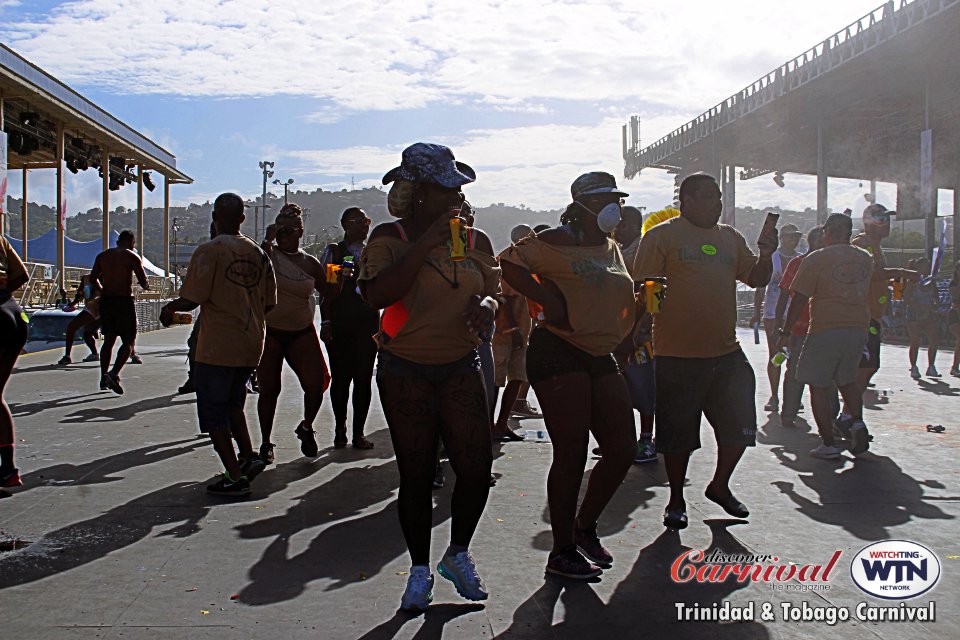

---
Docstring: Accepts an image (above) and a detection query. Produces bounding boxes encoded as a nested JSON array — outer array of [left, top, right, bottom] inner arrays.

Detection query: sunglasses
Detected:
[[345, 217, 372, 225]]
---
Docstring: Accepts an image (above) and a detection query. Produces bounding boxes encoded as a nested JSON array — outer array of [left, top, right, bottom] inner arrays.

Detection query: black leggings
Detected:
[[376, 350, 493, 565], [329, 325, 378, 436]]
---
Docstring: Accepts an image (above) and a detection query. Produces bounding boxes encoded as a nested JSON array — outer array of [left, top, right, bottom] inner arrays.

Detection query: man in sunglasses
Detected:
[[319, 207, 379, 449], [844, 204, 919, 429]]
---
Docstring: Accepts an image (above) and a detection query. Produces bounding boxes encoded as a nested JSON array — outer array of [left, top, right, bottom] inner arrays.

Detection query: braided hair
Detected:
[[276, 202, 303, 224]]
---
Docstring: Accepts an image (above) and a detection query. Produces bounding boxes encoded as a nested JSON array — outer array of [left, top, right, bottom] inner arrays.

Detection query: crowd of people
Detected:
[[0, 141, 957, 611]]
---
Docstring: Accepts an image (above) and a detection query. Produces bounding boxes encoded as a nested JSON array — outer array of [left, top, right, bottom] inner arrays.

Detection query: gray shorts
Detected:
[[796, 328, 866, 388]]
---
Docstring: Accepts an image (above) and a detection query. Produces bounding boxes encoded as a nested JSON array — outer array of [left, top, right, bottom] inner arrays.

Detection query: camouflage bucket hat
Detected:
[[571, 171, 629, 200], [382, 142, 476, 189]]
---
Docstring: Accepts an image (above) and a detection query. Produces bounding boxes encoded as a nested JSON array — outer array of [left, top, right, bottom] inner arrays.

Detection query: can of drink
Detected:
[[642, 277, 666, 314], [449, 217, 466, 262], [172, 311, 193, 325], [891, 279, 904, 301], [770, 347, 789, 367], [325, 263, 341, 284]]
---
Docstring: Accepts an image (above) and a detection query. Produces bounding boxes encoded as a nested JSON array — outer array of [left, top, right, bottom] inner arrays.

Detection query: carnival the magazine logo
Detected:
[[850, 540, 941, 600]]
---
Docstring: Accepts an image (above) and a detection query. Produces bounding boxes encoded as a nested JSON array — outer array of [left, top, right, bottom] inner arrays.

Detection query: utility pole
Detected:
[[273, 177, 294, 205], [258, 160, 275, 241]]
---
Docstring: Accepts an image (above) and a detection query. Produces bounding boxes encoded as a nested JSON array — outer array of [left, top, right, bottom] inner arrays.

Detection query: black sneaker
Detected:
[[295, 422, 319, 457], [546, 546, 602, 579], [432, 463, 445, 490], [58, 355, 72, 366], [129, 354, 143, 364], [207, 473, 250, 496], [177, 379, 195, 394], [240, 454, 266, 481], [259, 443, 276, 465], [102, 373, 123, 395], [574, 526, 613, 567]]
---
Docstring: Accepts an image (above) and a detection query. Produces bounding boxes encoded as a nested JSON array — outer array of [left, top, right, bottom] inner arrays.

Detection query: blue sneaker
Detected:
[[438, 551, 488, 601], [400, 566, 434, 612]]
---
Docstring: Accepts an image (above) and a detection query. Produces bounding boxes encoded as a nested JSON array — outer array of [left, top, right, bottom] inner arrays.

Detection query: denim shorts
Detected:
[[194, 362, 254, 433], [654, 349, 756, 454], [623, 359, 655, 416]]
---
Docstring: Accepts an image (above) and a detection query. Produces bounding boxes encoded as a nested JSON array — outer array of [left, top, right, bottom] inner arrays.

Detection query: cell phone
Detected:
[[759, 212, 779, 245]]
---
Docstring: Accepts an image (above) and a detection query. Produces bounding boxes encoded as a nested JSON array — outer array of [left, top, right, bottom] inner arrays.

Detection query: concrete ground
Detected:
[[1, 325, 957, 639]]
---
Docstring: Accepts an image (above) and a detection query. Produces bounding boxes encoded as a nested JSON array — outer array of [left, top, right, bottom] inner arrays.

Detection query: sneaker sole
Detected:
[[206, 487, 251, 496], [634, 456, 657, 464], [545, 564, 603, 579], [576, 545, 612, 568], [850, 428, 870, 455], [400, 591, 434, 612], [242, 461, 267, 481], [437, 561, 488, 601]]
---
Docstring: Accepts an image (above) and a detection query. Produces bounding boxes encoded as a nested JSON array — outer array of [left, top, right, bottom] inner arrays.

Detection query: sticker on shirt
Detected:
[[677, 245, 733, 265]]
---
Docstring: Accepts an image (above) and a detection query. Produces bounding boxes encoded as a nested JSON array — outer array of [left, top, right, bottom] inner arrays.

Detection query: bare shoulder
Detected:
[[537, 226, 576, 247], [469, 228, 495, 255], [370, 221, 402, 241]]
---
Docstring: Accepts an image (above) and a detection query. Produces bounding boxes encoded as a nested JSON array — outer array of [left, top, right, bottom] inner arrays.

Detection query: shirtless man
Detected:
[[90, 230, 149, 395]]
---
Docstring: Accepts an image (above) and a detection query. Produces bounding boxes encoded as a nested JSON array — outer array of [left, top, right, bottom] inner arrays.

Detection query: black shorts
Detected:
[[266, 324, 317, 349], [99, 295, 137, 342], [654, 349, 757, 454], [859, 318, 882, 370], [194, 362, 254, 432], [525, 326, 620, 386], [0, 292, 28, 354]]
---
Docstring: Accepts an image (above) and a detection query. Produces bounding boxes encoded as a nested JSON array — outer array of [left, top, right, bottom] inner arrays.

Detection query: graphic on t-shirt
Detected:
[[226, 259, 264, 288], [832, 262, 871, 285]]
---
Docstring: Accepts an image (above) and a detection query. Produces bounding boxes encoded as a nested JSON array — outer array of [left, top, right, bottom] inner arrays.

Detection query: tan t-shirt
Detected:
[[631, 216, 757, 358], [492, 274, 532, 345], [180, 234, 277, 367], [358, 237, 501, 365], [500, 237, 635, 356], [851, 233, 889, 321], [788, 244, 873, 334], [0, 236, 27, 291]]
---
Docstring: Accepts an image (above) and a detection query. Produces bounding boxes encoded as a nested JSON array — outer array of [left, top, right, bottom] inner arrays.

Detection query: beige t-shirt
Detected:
[[789, 244, 873, 334], [0, 236, 27, 291], [358, 236, 501, 365], [180, 234, 277, 368], [492, 274, 532, 345], [500, 237, 635, 356], [851, 233, 889, 321], [631, 216, 757, 358]]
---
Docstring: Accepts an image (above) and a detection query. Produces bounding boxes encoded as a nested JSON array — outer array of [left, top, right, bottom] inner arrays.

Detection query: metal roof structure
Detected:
[[0, 43, 193, 288], [622, 0, 960, 251]]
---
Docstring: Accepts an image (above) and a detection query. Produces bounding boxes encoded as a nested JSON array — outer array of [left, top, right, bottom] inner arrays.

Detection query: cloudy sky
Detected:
[[1, 0, 940, 218]]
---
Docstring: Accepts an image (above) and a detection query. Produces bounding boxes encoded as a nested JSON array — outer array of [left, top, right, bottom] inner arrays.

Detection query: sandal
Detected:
[[663, 506, 688, 530], [295, 421, 319, 457], [705, 485, 750, 518]]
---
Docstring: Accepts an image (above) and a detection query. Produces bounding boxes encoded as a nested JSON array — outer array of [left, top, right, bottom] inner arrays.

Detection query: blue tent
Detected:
[[3, 230, 166, 275]]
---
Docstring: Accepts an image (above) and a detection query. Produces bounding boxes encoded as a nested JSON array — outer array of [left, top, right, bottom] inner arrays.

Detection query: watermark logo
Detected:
[[850, 540, 941, 600]]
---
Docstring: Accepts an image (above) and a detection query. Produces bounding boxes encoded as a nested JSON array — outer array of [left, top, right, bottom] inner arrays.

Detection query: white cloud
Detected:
[[2, 0, 882, 113]]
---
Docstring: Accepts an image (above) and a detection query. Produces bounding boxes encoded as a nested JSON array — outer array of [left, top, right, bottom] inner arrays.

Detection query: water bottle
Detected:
[[753, 322, 761, 345], [770, 347, 790, 367]]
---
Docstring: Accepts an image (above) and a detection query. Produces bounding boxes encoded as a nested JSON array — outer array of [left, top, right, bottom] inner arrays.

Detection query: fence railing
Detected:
[[624, 0, 958, 176]]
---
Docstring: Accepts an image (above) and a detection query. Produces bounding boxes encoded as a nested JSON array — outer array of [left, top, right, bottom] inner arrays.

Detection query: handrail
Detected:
[[624, 0, 958, 176]]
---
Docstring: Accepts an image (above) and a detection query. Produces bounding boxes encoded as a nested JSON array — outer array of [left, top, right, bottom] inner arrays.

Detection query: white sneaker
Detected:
[[400, 566, 434, 611], [910, 366, 921, 379], [849, 421, 870, 455], [810, 444, 844, 460], [926, 365, 941, 378]]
